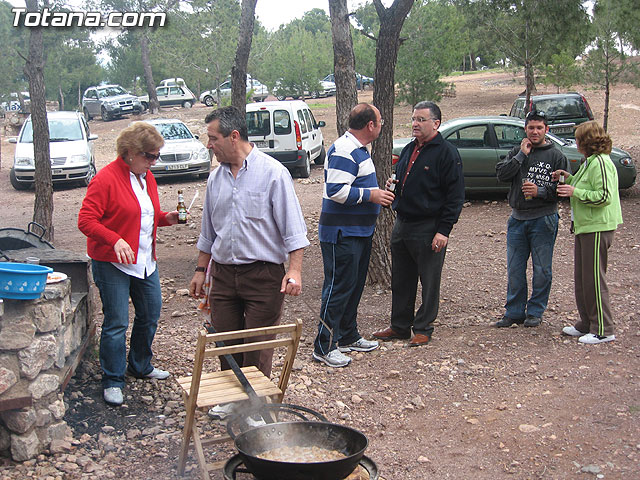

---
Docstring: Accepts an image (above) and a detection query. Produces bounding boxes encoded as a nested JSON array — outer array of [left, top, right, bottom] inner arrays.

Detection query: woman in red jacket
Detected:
[[78, 122, 179, 406]]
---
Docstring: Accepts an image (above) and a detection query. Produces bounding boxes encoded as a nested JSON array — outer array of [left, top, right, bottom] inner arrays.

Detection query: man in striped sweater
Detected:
[[312, 103, 395, 368]]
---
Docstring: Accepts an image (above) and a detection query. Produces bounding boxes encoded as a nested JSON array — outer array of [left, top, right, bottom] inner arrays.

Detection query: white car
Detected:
[[9, 111, 97, 190], [138, 85, 196, 111], [245, 100, 326, 178], [273, 80, 336, 100], [144, 119, 211, 179], [199, 76, 269, 106]]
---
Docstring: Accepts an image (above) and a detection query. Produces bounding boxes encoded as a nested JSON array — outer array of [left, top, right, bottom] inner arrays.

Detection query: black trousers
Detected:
[[390, 217, 446, 337]]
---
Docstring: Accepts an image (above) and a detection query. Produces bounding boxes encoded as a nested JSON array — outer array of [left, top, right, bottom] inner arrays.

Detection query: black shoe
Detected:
[[494, 317, 524, 328], [524, 316, 542, 327]]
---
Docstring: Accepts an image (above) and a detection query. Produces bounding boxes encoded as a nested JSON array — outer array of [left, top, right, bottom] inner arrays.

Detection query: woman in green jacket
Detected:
[[553, 121, 622, 344]]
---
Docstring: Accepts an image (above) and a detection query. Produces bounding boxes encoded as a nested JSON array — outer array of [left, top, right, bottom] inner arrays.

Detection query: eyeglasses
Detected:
[[411, 116, 438, 123], [526, 110, 547, 120], [141, 151, 161, 161]]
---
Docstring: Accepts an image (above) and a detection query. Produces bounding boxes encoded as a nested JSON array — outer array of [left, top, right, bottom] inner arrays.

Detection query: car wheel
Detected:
[[298, 154, 311, 178], [292, 95, 300, 100], [9, 168, 31, 190], [204, 96, 215, 107], [83, 107, 92, 121], [310, 91, 319, 99], [141, 102, 148, 112], [276, 95, 286, 101], [81, 162, 96, 187], [314, 145, 326, 165], [183, 100, 193, 108], [101, 107, 111, 122]]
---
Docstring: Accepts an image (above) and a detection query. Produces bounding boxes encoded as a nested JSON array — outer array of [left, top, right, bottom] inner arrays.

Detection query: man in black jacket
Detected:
[[373, 101, 464, 346], [494, 110, 569, 328]]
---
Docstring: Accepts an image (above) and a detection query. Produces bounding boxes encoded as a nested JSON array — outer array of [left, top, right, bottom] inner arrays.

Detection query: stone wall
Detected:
[[0, 279, 90, 461]]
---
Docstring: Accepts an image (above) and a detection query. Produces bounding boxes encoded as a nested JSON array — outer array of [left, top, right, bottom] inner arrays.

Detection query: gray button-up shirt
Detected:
[[197, 146, 309, 265]]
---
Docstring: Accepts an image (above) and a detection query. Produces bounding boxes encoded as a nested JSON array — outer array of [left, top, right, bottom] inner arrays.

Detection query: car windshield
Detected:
[[20, 118, 83, 143], [246, 111, 270, 136], [97, 86, 126, 98], [534, 97, 588, 120], [152, 122, 193, 140]]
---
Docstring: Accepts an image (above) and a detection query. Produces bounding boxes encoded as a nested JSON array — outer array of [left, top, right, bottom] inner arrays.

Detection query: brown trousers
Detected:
[[573, 230, 615, 337], [209, 261, 285, 377]]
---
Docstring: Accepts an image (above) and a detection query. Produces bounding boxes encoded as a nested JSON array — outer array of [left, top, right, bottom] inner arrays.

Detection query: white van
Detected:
[[245, 100, 326, 178]]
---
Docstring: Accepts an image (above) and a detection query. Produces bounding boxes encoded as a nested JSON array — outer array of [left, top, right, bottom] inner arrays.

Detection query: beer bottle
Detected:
[[388, 171, 397, 193], [558, 173, 566, 185], [177, 190, 187, 224]]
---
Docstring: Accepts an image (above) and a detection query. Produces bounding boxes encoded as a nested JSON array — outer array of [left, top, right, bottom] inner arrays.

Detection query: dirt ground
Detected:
[[0, 71, 639, 479]]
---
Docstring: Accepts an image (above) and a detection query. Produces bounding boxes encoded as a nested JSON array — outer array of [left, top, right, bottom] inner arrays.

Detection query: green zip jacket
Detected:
[[566, 153, 622, 235]]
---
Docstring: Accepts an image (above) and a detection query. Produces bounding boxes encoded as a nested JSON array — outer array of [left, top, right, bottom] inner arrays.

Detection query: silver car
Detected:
[[144, 119, 211, 179], [9, 111, 97, 190]]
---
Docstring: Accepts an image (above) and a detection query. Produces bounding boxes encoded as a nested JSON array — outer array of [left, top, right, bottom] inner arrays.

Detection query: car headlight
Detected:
[[197, 147, 209, 162], [15, 156, 34, 166], [619, 157, 633, 167], [68, 154, 89, 166]]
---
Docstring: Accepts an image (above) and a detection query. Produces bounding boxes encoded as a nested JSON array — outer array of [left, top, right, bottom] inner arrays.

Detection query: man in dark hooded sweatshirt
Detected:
[[495, 110, 570, 328]]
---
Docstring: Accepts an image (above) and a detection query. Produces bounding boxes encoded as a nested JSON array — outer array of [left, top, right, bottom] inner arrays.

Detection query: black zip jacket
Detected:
[[393, 133, 465, 237]]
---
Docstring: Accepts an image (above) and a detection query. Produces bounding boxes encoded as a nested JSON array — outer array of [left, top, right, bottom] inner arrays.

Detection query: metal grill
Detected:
[[51, 157, 66, 166], [160, 153, 191, 162]]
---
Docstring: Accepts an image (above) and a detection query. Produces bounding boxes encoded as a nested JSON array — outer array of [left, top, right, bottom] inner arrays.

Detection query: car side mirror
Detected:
[[88, 134, 98, 141], [318, 121, 326, 128], [194, 135, 199, 139], [8, 137, 17, 144]]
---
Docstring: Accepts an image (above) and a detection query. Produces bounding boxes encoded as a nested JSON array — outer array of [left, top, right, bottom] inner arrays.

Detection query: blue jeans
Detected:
[[505, 214, 559, 320], [92, 260, 162, 388], [314, 235, 372, 355]]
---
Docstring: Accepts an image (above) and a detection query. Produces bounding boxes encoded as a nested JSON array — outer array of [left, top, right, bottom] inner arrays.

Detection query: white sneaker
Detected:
[[208, 403, 236, 420], [144, 367, 170, 380], [312, 349, 352, 368], [578, 333, 616, 344], [562, 326, 586, 337], [103, 387, 123, 405], [338, 337, 379, 353]]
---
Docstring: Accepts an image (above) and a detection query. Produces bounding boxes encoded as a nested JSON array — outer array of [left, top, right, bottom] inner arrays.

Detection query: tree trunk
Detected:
[[58, 84, 64, 111], [140, 33, 159, 113], [24, 0, 54, 242], [231, 0, 257, 114], [368, 0, 415, 286], [603, 71, 610, 132], [329, 0, 358, 137]]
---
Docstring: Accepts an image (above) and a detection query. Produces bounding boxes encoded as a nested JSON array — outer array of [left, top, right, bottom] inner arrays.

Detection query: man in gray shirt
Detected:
[[495, 110, 570, 328], [189, 106, 309, 383]]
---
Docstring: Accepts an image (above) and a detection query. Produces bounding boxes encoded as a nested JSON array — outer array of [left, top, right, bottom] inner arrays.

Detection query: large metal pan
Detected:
[[230, 420, 368, 480]]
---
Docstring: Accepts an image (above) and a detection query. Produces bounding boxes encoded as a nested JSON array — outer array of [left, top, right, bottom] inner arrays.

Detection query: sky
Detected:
[[255, 1, 362, 31]]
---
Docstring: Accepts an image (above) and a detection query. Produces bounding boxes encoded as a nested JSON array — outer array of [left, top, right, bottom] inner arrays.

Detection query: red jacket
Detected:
[[78, 157, 170, 263]]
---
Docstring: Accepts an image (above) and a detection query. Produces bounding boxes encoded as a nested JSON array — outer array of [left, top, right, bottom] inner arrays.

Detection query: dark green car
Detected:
[[392, 116, 636, 193]]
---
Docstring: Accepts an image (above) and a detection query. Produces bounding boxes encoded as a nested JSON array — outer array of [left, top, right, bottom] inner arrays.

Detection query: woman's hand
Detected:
[[165, 210, 180, 225], [557, 184, 575, 197], [551, 169, 571, 182], [114, 238, 135, 264]]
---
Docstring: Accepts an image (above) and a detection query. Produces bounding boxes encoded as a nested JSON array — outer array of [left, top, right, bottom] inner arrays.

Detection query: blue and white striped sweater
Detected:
[[319, 132, 381, 243]]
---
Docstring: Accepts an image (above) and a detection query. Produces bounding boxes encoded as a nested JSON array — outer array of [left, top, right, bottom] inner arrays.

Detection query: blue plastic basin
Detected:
[[0, 262, 54, 300]]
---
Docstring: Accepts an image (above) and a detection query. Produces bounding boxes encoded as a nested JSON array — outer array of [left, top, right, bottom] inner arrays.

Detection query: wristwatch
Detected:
[[194, 266, 206, 272]]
